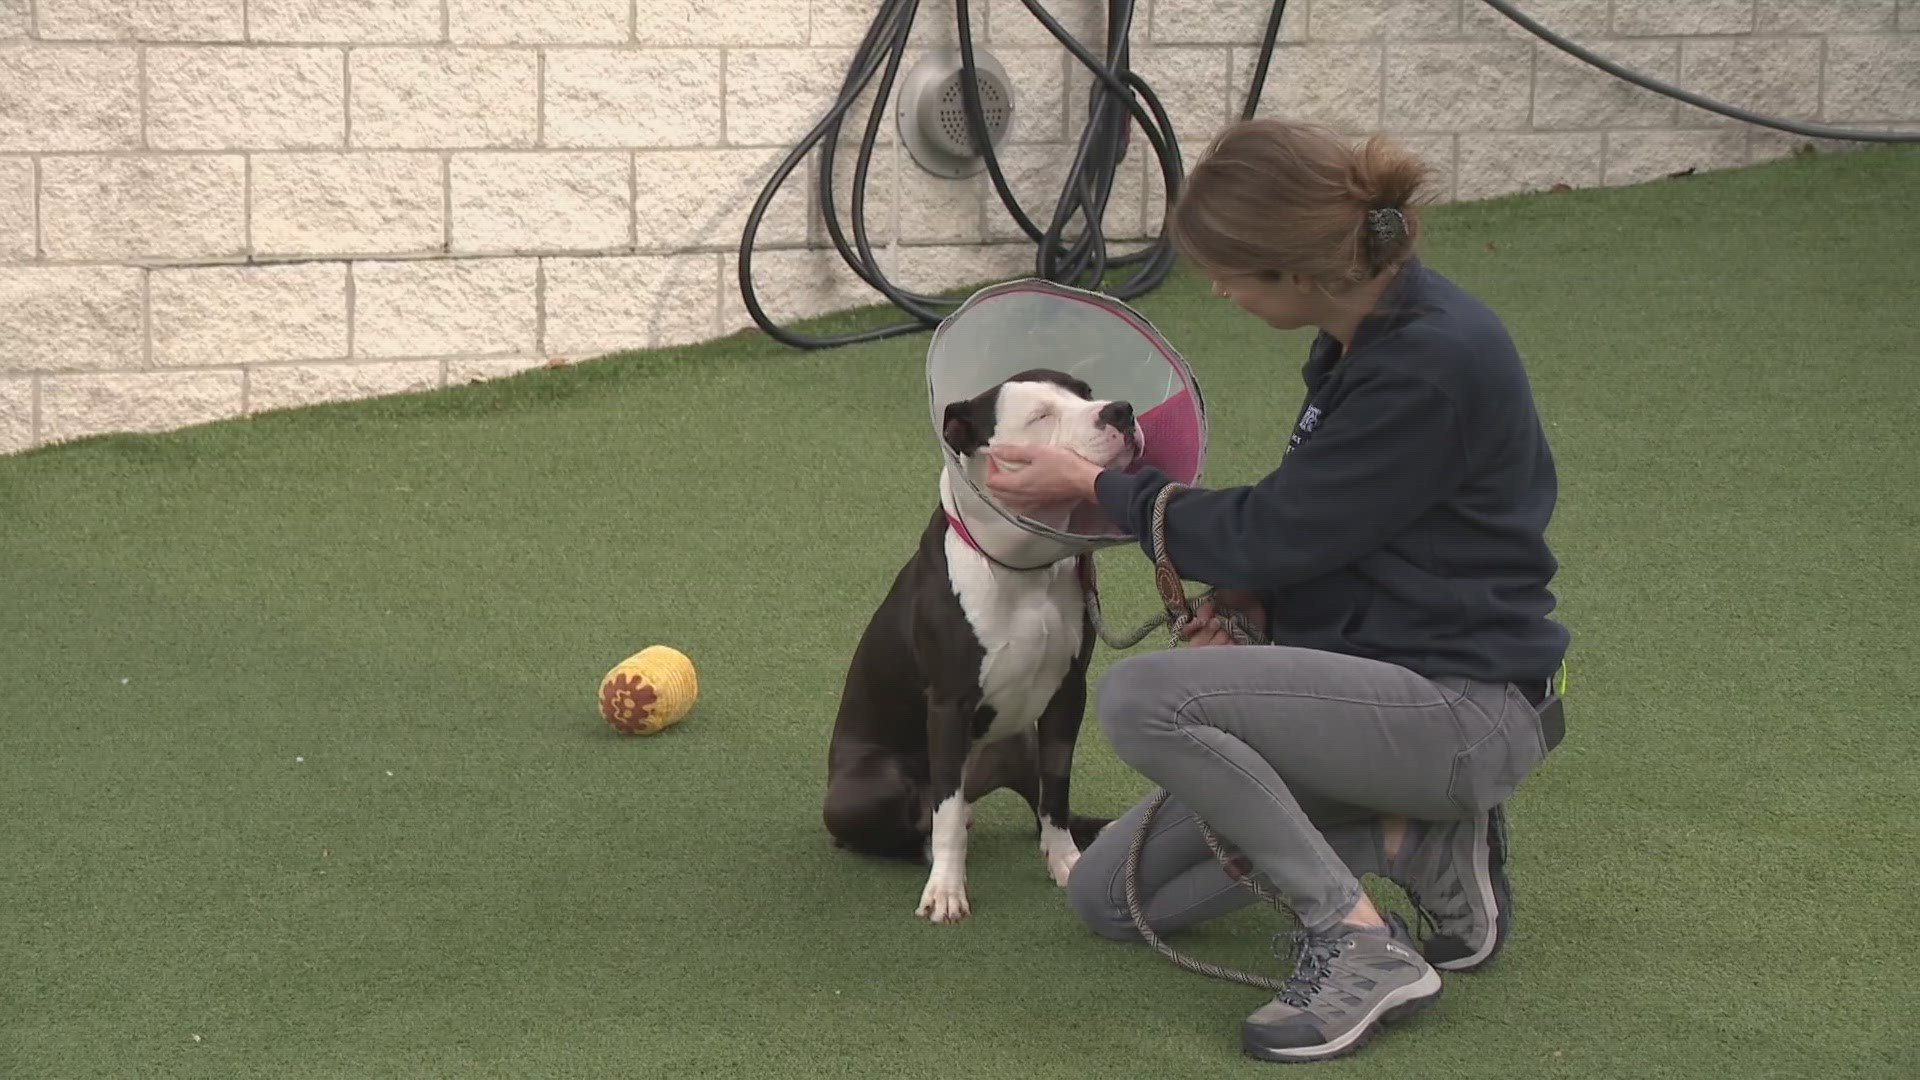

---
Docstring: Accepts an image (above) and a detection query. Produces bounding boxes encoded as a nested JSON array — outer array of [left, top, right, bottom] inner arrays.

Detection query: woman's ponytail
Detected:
[[1348, 134, 1433, 273], [1168, 120, 1437, 291]]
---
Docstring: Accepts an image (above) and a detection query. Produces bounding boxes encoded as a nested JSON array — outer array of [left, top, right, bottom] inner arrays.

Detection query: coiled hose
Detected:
[[739, 0, 1916, 350]]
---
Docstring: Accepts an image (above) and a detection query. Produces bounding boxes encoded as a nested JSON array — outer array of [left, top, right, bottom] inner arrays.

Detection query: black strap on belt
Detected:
[[1537, 694, 1565, 751], [1519, 678, 1566, 752]]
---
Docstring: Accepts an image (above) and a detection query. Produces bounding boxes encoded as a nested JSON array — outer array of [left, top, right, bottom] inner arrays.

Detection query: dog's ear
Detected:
[[942, 400, 987, 456]]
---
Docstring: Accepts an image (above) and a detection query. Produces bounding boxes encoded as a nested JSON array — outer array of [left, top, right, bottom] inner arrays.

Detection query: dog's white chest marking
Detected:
[[945, 532, 1083, 741]]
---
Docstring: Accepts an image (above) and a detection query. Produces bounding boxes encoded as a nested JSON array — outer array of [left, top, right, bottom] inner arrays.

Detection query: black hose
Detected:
[[737, 0, 1204, 349], [740, 0, 1914, 350], [1237, 0, 1291, 121], [1477, 0, 1920, 144]]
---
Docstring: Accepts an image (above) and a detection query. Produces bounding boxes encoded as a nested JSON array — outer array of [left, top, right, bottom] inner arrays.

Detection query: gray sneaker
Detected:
[[1240, 913, 1442, 1063], [1393, 805, 1512, 971]]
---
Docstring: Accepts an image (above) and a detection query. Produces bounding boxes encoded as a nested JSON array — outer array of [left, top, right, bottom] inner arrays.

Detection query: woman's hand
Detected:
[[1179, 591, 1267, 648], [1178, 605, 1238, 647], [982, 444, 1104, 514]]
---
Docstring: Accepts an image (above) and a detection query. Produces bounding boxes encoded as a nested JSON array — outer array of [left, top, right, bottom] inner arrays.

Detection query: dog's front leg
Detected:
[[915, 694, 973, 923], [1034, 674, 1088, 887]]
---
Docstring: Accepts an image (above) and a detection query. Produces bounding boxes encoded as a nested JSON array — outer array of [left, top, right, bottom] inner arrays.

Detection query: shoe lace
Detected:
[[1272, 930, 1346, 1009], [1403, 885, 1440, 941]]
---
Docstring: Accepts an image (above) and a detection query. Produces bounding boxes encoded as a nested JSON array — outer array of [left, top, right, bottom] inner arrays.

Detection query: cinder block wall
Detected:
[[3, 1, 1916, 453]]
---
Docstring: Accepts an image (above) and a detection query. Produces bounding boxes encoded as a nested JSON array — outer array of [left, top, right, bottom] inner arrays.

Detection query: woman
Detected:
[[984, 119, 1568, 1064]]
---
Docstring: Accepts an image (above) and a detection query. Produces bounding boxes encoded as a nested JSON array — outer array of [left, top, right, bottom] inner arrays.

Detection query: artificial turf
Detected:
[[3, 144, 1916, 1079]]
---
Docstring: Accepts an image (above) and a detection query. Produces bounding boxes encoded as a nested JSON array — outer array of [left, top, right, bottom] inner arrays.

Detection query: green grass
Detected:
[[4, 145, 1918, 1079]]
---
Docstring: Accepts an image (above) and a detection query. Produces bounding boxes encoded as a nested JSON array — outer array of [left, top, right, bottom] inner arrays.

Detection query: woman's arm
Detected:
[[1094, 367, 1471, 592]]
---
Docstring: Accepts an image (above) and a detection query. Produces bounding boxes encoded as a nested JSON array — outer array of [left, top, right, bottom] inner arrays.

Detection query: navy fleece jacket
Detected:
[[1094, 259, 1569, 685]]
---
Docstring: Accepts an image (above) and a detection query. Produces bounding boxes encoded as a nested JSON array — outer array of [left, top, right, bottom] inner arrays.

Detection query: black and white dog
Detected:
[[823, 369, 1142, 923]]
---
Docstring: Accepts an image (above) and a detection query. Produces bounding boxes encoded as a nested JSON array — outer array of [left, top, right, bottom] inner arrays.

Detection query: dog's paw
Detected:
[[1045, 845, 1080, 887], [916, 877, 970, 923], [1039, 821, 1081, 887]]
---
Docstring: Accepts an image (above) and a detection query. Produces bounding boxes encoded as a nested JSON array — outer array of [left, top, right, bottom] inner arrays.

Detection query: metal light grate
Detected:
[[933, 73, 1011, 153], [897, 48, 1016, 179]]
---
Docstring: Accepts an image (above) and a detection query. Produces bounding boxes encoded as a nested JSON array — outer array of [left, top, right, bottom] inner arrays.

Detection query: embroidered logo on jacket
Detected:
[[1286, 404, 1322, 456]]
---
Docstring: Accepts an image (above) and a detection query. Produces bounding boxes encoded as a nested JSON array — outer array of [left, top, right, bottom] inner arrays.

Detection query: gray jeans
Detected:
[[1067, 645, 1550, 937]]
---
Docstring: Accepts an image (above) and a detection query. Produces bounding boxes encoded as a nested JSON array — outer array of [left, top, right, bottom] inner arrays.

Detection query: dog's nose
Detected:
[[1099, 401, 1135, 430]]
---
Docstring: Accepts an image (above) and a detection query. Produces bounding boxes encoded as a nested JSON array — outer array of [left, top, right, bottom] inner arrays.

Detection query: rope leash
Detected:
[[1122, 789, 1293, 991], [1082, 483, 1295, 990], [1084, 483, 1264, 651]]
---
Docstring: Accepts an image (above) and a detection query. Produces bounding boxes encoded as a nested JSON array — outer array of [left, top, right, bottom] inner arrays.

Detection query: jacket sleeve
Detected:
[[1093, 367, 1471, 591]]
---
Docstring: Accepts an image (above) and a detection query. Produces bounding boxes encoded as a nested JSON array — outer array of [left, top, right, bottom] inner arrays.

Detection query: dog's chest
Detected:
[[946, 534, 1084, 742]]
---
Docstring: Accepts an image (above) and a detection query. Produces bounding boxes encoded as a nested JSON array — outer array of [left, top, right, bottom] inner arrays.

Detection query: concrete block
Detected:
[[726, 49, 868, 146], [1233, 43, 1384, 132], [1075, 47, 1231, 156], [37, 0, 242, 41], [988, 0, 1102, 46], [353, 258, 538, 357], [0, 45, 140, 152], [810, 142, 897, 247], [251, 152, 444, 256], [351, 48, 539, 149], [247, 360, 439, 414], [1383, 132, 1457, 202], [637, 147, 813, 251], [1676, 38, 1823, 125], [147, 46, 345, 150], [1613, 0, 1753, 35], [721, 247, 878, 334], [1456, 131, 1602, 200], [150, 262, 349, 366], [1461, 0, 1610, 38], [645, 0, 810, 44], [545, 254, 720, 354], [1151, 0, 1308, 44], [891, 241, 1034, 292], [898, 168, 986, 244], [1602, 129, 1749, 185], [450, 0, 628, 44], [1532, 39, 1677, 129], [546, 49, 725, 148], [0, 158, 32, 261], [0, 376, 30, 453], [41, 370, 242, 442], [40, 155, 245, 261], [251, 0, 442, 43], [1000, 46, 1069, 144], [0, 267, 145, 373], [449, 152, 631, 253], [981, 142, 1146, 243], [448, 356, 548, 384], [1384, 41, 1533, 132], [1824, 35, 1920, 121], [1308, 0, 1461, 41], [1756, 1, 1897, 33]]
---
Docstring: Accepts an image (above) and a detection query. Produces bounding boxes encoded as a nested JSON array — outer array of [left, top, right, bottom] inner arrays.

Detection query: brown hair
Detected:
[[1165, 119, 1436, 292]]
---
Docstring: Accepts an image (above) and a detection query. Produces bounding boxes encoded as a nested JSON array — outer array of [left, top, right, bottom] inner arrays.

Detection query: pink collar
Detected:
[[944, 508, 987, 556], [944, 507, 1094, 588]]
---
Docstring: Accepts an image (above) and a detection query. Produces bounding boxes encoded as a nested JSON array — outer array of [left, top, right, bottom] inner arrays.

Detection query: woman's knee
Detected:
[[1094, 651, 1187, 754], [1065, 836, 1143, 941]]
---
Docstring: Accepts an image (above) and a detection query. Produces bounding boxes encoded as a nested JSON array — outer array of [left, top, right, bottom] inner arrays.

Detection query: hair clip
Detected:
[[1366, 207, 1407, 246]]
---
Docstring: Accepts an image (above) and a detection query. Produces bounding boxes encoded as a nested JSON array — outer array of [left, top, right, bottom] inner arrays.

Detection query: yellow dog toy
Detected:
[[598, 645, 699, 736]]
